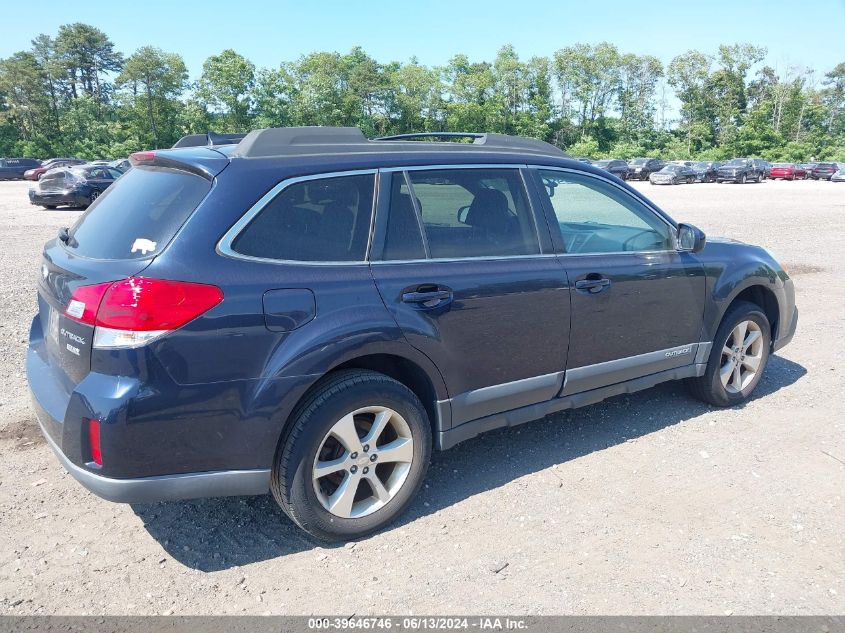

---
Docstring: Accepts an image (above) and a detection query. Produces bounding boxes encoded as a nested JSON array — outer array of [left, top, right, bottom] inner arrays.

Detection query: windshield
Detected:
[[725, 159, 747, 166], [594, 160, 611, 166], [662, 165, 681, 172], [629, 158, 649, 165], [773, 163, 791, 168], [66, 166, 211, 260]]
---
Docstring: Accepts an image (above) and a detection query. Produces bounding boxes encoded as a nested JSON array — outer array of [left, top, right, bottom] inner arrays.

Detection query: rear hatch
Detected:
[[36, 154, 224, 388], [39, 170, 71, 192]]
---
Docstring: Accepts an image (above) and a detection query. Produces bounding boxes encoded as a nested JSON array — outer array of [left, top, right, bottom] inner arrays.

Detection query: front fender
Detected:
[[699, 239, 793, 343]]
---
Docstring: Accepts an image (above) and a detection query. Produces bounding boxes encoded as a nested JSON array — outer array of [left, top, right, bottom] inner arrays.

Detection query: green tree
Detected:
[[117, 46, 188, 148], [553, 42, 621, 141], [54, 23, 123, 101], [196, 49, 255, 131], [667, 50, 714, 155]]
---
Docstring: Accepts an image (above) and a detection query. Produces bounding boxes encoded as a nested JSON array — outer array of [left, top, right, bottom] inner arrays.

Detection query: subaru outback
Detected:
[[28, 127, 798, 541]]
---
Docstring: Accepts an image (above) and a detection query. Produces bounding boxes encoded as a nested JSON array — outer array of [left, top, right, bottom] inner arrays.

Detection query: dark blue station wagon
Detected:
[[28, 128, 797, 540]]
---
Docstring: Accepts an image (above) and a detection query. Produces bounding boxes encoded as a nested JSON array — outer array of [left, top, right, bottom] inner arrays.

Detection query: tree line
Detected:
[[1, 23, 843, 162]]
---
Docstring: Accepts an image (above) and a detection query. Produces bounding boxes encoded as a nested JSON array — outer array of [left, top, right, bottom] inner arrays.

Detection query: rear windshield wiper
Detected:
[[58, 227, 77, 247]]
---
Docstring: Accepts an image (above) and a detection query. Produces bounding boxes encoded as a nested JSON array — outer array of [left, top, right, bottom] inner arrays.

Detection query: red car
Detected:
[[23, 158, 85, 181], [769, 163, 807, 180]]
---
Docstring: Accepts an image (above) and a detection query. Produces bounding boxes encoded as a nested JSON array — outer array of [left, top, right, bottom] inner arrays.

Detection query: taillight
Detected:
[[65, 282, 111, 325], [88, 419, 102, 466], [67, 277, 223, 349]]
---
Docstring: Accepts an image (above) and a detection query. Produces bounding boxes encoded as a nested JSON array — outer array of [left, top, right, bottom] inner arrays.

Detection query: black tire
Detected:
[[686, 300, 771, 407], [42, 205, 57, 210], [271, 369, 432, 541], [739, 173, 747, 184]]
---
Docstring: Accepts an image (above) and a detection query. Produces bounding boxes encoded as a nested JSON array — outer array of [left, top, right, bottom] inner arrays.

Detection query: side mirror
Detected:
[[678, 223, 706, 253]]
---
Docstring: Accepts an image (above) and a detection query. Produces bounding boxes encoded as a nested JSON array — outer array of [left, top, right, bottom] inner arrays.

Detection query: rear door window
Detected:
[[66, 166, 212, 260], [230, 173, 375, 262], [385, 169, 539, 259]]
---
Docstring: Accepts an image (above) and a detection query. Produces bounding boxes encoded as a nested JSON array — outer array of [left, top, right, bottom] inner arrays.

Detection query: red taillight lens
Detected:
[[88, 419, 102, 466], [95, 278, 223, 331], [65, 282, 112, 325], [66, 277, 223, 332]]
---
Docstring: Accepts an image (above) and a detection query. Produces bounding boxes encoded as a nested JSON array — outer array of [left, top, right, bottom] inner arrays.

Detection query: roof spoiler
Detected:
[[172, 132, 248, 149], [228, 126, 567, 158]]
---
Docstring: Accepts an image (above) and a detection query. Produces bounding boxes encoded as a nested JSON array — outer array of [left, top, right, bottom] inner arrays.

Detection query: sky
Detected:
[[2, 0, 843, 81]]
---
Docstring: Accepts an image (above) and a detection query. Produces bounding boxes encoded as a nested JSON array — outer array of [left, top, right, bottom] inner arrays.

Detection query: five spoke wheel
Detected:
[[312, 406, 414, 519], [719, 320, 764, 394]]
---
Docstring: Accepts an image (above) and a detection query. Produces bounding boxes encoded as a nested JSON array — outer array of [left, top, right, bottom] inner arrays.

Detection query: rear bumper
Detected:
[[29, 190, 85, 207], [26, 313, 300, 503], [35, 410, 270, 503]]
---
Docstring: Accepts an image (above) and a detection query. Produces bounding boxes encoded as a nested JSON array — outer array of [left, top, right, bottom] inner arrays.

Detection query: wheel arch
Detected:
[[719, 283, 781, 344], [332, 353, 444, 436]]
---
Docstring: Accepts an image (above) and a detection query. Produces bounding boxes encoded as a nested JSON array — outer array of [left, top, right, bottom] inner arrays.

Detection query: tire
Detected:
[[686, 301, 771, 407], [739, 173, 747, 184], [271, 369, 432, 541]]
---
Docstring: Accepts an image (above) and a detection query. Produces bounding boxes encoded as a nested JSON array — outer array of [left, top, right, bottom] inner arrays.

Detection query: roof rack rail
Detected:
[[376, 132, 486, 143], [375, 131, 566, 156], [228, 126, 567, 158], [172, 132, 248, 149], [232, 127, 368, 158]]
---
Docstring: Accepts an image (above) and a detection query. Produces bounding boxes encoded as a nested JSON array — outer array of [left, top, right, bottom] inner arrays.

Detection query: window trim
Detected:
[[529, 165, 680, 256], [217, 169, 379, 266]]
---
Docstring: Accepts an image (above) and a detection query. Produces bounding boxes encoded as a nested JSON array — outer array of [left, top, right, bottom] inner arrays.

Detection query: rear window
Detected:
[[230, 173, 375, 262], [66, 166, 211, 260]]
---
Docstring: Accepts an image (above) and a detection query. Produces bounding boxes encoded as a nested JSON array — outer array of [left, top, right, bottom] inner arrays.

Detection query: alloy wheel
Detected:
[[312, 406, 414, 519], [720, 320, 764, 394]]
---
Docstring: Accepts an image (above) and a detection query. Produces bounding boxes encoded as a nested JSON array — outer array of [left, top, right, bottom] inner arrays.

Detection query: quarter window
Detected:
[[382, 169, 539, 260], [231, 173, 375, 262], [538, 170, 672, 254]]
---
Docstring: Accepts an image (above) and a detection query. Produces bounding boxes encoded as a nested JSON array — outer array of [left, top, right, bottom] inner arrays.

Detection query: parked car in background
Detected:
[[751, 159, 771, 179], [110, 159, 131, 172], [26, 127, 797, 541], [28, 165, 124, 209], [590, 159, 629, 180], [0, 157, 41, 180], [570, 156, 592, 164], [627, 157, 665, 180], [89, 159, 131, 173], [799, 162, 817, 174], [769, 163, 807, 180], [716, 159, 764, 183], [691, 161, 722, 183], [649, 163, 697, 185], [24, 158, 86, 181], [810, 163, 840, 180], [831, 168, 845, 182]]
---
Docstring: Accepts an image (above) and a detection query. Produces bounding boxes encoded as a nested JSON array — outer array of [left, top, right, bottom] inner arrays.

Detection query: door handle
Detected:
[[401, 287, 452, 306], [575, 277, 611, 294]]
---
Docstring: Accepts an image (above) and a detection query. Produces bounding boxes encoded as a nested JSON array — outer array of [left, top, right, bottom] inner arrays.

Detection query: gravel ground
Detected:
[[0, 177, 843, 615]]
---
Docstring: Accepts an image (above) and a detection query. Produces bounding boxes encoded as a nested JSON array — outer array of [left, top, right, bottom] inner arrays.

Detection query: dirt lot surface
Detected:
[[0, 178, 843, 615]]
